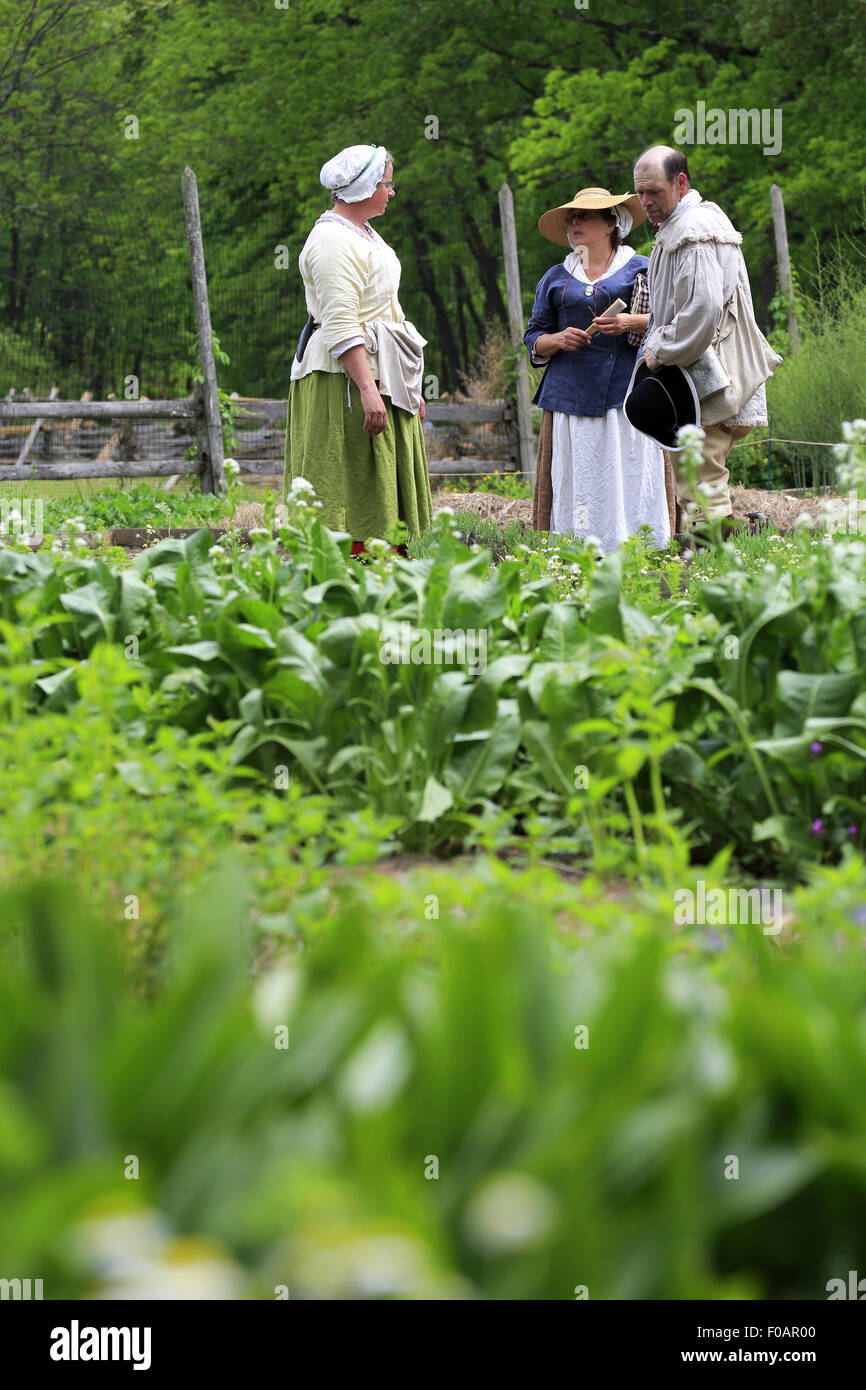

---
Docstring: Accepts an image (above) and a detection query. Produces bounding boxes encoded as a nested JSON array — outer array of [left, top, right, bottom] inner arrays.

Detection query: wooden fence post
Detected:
[[498, 183, 537, 484], [770, 184, 799, 354], [16, 385, 59, 466], [182, 165, 225, 493]]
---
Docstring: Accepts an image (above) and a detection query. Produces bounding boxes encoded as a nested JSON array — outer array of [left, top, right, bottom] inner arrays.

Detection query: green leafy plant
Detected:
[[185, 332, 243, 461], [3, 849, 866, 1299]]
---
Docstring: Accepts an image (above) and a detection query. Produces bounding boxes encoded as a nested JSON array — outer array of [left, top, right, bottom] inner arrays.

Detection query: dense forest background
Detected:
[[0, 0, 864, 402]]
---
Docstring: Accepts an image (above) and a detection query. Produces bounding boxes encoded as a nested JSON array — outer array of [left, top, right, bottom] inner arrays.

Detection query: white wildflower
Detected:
[[676, 424, 706, 449], [289, 475, 315, 496]]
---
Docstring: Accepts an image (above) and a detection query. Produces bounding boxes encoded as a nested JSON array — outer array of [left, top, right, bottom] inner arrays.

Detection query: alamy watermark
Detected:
[[0, 498, 44, 543], [674, 101, 782, 157], [1, 1276, 43, 1299], [827, 1270, 866, 1299], [674, 880, 783, 935], [50, 1321, 151, 1370], [379, 621, 489, 675]]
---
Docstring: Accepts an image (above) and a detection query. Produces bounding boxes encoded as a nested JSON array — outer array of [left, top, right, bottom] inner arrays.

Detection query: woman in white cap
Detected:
[[524, 187, 672, 552], [281, 143, 432, 554]]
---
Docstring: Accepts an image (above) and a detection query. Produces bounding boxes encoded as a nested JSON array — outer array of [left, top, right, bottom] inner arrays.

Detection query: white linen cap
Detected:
[[319, 144, 388, 203], [613, 205, 633, 237]]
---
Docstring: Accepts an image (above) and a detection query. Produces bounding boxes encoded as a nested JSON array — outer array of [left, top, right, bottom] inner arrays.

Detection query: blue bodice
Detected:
[[523, 254, 649, 416]]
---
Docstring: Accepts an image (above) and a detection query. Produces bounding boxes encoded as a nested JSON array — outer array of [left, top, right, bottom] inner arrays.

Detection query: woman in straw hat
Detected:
[[524, 187, 672, 552], [281, 143, 432, 553]]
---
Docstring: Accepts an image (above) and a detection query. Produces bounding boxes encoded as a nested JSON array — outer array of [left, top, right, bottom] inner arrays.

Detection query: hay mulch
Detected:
[[230, 501, 268, 529], [432, 484, 829, 535], [233, 486, 829, 538], [431, 491, 532, 527], [729, 485, 824, 531]]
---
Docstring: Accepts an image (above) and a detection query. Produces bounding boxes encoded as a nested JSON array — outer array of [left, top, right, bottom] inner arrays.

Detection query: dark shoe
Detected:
[[685, 513, 747, 548], [678, 514, 730, 549], [718, 514, 745, 541]]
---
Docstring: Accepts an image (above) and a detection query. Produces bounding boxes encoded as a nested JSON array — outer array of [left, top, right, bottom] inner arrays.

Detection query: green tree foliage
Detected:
[[510, 0, 866, 311], [0, 0, 863, 395]]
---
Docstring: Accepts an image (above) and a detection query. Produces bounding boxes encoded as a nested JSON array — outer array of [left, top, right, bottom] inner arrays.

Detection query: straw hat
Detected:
[[538, 186, 646, 247]]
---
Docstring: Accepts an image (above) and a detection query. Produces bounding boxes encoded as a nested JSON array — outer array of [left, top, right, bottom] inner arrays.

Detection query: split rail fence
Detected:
[[0, 173, 536, 494], [0, 168, 225, 494], [0, 178, 812, 498]]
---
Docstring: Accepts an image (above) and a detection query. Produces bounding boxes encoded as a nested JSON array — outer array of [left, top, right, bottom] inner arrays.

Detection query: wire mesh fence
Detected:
[[0, 175, 514, 499]]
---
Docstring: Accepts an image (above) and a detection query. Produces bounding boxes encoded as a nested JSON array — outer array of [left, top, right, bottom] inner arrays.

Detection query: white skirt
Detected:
[[550, 406, 670, 553]]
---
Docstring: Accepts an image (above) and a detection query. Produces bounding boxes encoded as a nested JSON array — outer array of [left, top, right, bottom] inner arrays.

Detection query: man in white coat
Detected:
[[632, 145, 782, 538]]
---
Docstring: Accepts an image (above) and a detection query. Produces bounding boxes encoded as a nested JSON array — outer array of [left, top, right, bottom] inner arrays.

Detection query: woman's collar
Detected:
[[317, 209, 378, 241], [563, 243, 635, 281]]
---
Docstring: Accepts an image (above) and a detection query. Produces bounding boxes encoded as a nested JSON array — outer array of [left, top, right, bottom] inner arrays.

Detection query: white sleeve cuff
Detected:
[[331, 336, 365, 358]]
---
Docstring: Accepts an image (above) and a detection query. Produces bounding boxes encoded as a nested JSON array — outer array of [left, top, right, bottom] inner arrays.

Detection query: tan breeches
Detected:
[[671, 423, 752, 522]]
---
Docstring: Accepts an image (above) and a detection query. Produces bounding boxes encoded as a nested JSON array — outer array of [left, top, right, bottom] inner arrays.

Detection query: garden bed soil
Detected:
[[104, 526, 252, 548]]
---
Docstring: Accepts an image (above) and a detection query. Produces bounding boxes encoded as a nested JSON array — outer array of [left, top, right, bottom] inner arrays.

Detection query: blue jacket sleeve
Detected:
[[524, 273, 557, 364]]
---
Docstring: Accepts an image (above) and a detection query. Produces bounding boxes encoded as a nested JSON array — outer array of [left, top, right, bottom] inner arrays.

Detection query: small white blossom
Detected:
[[289, 475, 315, 496], [676, 424, 706, 448]]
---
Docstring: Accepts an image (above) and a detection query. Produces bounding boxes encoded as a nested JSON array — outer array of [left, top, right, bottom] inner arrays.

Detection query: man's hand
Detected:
[[557, 327, 592, 351], [644, 350, 661, 373], [590, 313, 630, 336]]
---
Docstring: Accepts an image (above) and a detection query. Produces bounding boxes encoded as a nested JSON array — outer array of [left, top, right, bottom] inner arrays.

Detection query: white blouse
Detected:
[[291, 211, 406, 381]]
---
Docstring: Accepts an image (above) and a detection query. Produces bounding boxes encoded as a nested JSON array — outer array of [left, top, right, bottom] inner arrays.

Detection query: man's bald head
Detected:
[[634, 145, 689, 184], [633, 146, 690, 224]]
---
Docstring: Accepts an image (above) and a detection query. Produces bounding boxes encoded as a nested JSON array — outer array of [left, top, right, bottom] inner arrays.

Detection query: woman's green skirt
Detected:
[[282, 371, 433, 540]]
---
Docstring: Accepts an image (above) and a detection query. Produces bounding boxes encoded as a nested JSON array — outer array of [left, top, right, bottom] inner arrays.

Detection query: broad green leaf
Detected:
[[444, 707, 521, 800], [775, 670, 861, 730], [59, 582, 115, 638], [586, 552, 624, 640], [416, 775, 454, 822], [536, 602, 586, 661], [165, 641, 224, 661]]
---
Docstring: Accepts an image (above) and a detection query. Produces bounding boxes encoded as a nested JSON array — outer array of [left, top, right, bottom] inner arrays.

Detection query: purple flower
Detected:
[[701, 929, 727, 952], [848, 825, 859, 836], [851, 906, 866, 929], [810, 741, 823, 756], [811, 819, 823, 835]]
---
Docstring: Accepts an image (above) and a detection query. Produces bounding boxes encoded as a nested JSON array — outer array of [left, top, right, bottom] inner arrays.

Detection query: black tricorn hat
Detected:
[[624, 358, 700, 451]]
